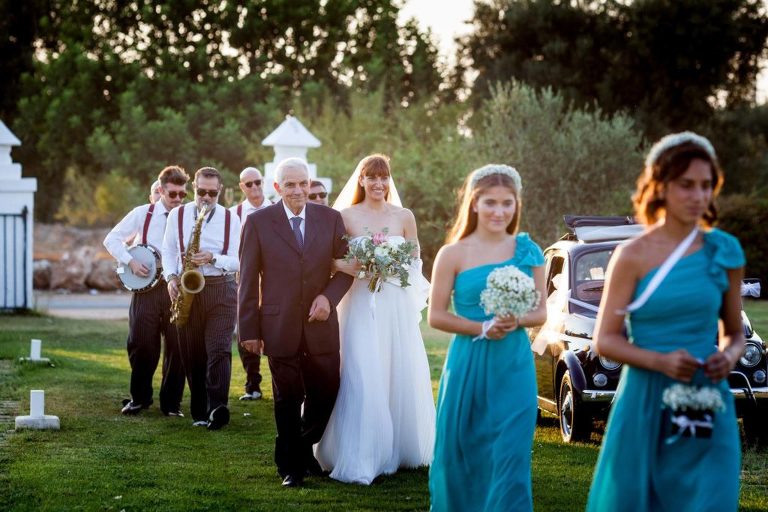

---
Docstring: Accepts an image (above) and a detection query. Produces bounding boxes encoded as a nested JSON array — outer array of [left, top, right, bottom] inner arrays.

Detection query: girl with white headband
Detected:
[[428, 164, 547, 512], [587, 132, 745, 511]]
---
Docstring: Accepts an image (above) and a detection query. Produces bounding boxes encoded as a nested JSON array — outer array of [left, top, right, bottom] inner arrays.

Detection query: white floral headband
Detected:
[[645, 131, 717, 168], [470, 164, 522, 193]]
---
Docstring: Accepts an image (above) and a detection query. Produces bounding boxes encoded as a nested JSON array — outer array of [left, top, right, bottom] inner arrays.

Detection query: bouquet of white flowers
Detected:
[[480, 265, 540, 318], [345, 229, 417, 293], [475, 265, 540, 340], [662, 383, 725, 441]]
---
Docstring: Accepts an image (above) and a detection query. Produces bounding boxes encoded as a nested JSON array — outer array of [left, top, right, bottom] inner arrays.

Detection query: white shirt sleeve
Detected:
[[212, 210, 241, 272], [162, 205, 182, 280], [103, 206, 144, 265]]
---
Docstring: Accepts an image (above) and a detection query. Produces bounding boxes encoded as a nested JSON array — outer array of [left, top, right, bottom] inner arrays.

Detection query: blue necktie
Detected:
[[291, 217, 303, 249]]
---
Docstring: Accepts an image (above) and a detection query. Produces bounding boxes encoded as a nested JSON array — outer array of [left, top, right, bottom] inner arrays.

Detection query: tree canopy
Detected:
[[2, 0, 441, 220], [459, 0, 768, 136]]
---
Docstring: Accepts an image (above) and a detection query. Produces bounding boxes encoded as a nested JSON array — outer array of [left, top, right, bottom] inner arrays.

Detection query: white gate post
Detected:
[[0, 120, 37, 310]]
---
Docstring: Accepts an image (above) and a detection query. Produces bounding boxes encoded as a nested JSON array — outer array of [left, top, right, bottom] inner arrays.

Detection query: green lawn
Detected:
[[0, 303, 767, 511]]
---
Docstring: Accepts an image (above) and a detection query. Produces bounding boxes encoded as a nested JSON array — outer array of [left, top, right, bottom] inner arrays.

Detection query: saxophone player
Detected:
[[162, 167, 241, 430], [104, 165, 188, 417]]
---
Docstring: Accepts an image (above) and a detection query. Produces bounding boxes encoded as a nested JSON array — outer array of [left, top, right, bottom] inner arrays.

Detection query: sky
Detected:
[[400, 0, 768, 104]]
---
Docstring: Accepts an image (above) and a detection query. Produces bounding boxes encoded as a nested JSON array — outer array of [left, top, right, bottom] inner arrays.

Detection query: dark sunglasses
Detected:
[[164, 190, 186, 199], [196, 188, 219, 198], [308, 192, 328, 200], [243, 180, 262, 188]]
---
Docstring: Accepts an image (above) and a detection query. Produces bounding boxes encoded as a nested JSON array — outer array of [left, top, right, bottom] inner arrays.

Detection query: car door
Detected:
[[533, 249, 567, 413]]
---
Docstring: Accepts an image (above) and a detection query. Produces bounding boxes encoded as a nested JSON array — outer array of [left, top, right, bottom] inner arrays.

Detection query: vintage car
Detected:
[[529, 216, 767, 443]]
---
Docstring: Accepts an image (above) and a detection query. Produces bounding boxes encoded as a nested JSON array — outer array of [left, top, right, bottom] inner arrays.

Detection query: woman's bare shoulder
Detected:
[[612, 234, 652, 272], [436, 239, 470, 263], [396, 206, 415, 220]]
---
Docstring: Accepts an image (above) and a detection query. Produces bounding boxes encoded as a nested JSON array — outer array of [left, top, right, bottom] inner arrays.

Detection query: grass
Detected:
[[0, 302, 767, 511]]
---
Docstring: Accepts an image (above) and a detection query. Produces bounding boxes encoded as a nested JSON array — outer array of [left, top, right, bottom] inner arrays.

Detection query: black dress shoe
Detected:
[[121, 400, 147, 415], [305, 458, 328, 477], [282, 474, 304, 488], [121, 398, 152, 409], [207, 405, 230, 430]]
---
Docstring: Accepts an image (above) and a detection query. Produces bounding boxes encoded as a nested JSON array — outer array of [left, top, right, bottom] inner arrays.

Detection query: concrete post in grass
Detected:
[[20, 338, 50, 363], [15, 390, 60, 430]]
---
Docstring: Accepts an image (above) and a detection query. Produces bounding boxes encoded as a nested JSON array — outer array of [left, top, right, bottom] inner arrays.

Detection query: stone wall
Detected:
[[33, 223, 121, 291]]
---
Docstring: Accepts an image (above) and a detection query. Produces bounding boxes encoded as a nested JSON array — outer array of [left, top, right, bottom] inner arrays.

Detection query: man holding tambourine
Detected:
[[103, 165, 190, 416]]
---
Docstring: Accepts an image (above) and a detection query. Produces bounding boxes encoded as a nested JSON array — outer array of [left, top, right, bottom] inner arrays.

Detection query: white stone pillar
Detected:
[[261, 115, 330, 200], [0, 120, 37, 310]]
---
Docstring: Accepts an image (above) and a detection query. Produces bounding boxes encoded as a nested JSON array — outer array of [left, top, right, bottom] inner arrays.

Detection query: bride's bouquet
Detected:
[[662, 383, 725, 442], [475, 265, 540, 340], [345, 229, 417, 293]]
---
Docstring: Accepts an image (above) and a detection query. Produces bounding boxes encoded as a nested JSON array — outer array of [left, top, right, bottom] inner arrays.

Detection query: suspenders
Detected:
[[141, 203, 156, 245], [177, 204, 231, 256], [222, 209, 231, 256]]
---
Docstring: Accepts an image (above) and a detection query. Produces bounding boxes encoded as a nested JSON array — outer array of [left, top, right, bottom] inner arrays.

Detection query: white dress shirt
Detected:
[[282, 202, 306, 239], [103, 201, 170, 265], [229, 197, 273, 221], [162, 202, 241, 280]]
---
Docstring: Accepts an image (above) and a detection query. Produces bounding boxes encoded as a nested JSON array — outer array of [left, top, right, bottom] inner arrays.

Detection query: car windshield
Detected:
[[573, 248, 614, 304]]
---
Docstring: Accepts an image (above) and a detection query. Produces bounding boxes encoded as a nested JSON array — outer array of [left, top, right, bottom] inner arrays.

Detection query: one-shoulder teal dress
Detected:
[[430, 233, 544, 512], [587, 228, 745, 512]]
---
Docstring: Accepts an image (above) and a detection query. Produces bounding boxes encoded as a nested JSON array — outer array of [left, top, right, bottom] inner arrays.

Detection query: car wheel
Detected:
[[559, 371, 592, 443]]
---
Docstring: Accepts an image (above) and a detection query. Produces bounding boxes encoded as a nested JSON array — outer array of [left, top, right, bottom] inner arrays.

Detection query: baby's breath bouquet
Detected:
[[474, 265, 540, 340], [479, 265, 540, 318], [662, 383, 725, 441], [345, 228, 417, 293]]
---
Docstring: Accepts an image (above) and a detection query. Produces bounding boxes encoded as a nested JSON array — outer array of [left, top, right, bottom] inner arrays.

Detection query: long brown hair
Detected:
[[351, 154, 391, 205], [633, 141, 723, 226], [447, 172, 522, 243]]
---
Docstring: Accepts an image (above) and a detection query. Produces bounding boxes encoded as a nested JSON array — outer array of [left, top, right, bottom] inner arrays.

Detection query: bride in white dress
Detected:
[[315, 154, 436, 485]]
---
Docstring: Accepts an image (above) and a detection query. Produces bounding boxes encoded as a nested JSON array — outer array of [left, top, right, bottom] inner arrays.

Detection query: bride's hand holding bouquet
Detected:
[[344, 228, 417, 293]]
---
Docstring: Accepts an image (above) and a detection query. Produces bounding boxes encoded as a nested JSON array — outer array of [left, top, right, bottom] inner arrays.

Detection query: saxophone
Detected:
[[170, 204, 209, 326]]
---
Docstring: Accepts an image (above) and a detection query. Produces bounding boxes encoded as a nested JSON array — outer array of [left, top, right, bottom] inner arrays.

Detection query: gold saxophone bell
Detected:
[[180, 269, 205, 295]]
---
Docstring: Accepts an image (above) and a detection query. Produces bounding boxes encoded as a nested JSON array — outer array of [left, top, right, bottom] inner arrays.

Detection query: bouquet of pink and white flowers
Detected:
[[345, 229, 417, 292]]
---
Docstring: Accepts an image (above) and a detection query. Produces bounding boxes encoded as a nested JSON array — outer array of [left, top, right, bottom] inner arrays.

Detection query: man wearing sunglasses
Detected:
[[230, 166, 272, 402], [308, 181, 329, 206], [163, 166, 241, 430], [103, 165, 189, 417]]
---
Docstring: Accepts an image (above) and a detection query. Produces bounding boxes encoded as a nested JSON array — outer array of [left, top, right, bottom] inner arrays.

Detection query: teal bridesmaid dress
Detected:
[[430, 233, 544, 512], [587, 229, 745, 512]]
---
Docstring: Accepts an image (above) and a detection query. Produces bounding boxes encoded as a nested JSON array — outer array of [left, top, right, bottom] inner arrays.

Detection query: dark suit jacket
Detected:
[[238, 201, 353, 358]]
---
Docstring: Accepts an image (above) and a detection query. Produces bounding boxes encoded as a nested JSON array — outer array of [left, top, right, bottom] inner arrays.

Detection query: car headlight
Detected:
[[740, 343, 763, 368], [598, 355, 621, 371]]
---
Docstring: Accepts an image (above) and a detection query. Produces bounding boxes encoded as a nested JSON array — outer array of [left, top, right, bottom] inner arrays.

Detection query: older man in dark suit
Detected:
[[238, 157, 352, 488]]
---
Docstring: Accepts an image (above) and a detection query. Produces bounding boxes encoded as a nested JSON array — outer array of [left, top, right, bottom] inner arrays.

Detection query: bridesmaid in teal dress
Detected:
[[428, 164, 547, 512], [588, 132, 746, 512]]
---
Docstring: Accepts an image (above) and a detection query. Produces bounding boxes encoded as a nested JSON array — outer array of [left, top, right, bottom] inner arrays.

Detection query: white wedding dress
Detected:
[[315, 236, 436, 484]]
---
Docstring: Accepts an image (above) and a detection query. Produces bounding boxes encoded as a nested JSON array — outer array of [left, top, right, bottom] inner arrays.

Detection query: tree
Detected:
[[472, 81, 645, 245], [6, 0, 442, 221], [459, 0, 768, 138]]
